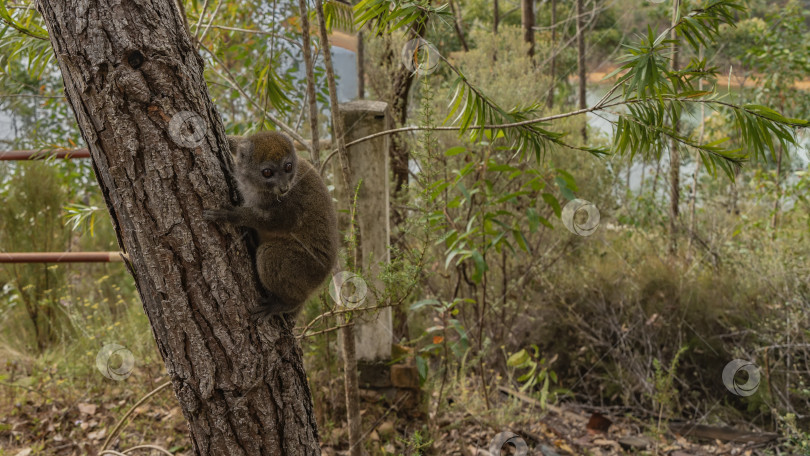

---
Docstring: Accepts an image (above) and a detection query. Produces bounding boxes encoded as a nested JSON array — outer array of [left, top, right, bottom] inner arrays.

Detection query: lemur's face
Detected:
[[229, 132, 298, 197], [254, 152, 297, 197]]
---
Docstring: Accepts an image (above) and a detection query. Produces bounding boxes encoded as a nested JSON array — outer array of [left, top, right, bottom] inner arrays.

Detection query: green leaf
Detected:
[[555, 169, 578, 191], [410, 299, 440, 311], [470, 249, 487, 283], [507, 349, 529, 367], [415, 356, 428, 383], [542, 193, 562, 218], [555, 177, 575, 201], [526, 208, 540, 233], [444, 146, 466, 156], [513, 229, 530, 252]]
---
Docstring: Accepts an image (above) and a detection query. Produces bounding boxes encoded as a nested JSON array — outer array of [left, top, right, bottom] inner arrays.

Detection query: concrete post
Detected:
[[335, 100, 393, 385]]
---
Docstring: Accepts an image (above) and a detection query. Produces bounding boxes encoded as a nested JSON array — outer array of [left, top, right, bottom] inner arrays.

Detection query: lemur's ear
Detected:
[[226, 136, 241, 157], [227, 135, 253, 162]]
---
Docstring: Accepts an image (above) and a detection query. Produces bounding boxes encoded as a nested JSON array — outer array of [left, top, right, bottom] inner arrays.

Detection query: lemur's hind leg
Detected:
[[251, 239, 323, 318]]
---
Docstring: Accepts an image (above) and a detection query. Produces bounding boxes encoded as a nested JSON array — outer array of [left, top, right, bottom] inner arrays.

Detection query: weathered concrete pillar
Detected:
[[335, 100, 393, 385]]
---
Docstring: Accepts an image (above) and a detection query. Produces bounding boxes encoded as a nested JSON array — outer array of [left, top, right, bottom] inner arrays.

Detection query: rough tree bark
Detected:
[[36, 1, 320, 454], [389, 63, 414, 205]]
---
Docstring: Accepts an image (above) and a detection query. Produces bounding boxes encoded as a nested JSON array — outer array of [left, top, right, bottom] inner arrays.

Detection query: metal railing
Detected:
[[1, 148, 119, 263]]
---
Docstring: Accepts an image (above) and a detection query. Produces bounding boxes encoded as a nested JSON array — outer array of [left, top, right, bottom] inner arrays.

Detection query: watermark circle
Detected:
[[561, 199, 600, 236], [401, 38, 440, 76], [96, 343, 134, 381], [488, 432, 528, 456], [329, 271, 368, 309], [722, 359, 760, 396], [168, 110, 207, 148]]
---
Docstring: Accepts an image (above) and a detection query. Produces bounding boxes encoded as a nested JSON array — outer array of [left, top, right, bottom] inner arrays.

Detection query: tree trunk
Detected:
[[357, 30, 365, 99], [639, 160, 646, 197], [388, 70, 413, 339], [521, 0, 535, 58], [494, 0, 499, 34], [388, 19, 427, 243], [771, 143, 783, 233], [36, 1, 320, 454], [546, 0, 557, 108], [313, 1, 363, 453], [340, 319, 363, 456], [448, 0, 469, 51], [771, 98, 786, 235], [299, 0, 321, 166], [576, 0, 587, 141], [668, 0, 680, 254], [314, 0, 350, 187], [390, 67, 412, 202], [688, 45, 704, 252], [382, 20, 425, 341]]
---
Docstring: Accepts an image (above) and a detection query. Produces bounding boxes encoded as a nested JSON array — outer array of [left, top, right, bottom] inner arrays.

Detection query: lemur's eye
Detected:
[[261, 168, 273, 178], [284, 162, 293, 173]]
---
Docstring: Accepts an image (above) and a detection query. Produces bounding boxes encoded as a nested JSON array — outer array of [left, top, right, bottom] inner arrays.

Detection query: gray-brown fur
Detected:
[[204, 131, 339, 317]]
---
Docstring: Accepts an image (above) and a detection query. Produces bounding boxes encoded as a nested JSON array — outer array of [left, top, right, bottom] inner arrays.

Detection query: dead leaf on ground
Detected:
[[77, 403, 96, 415]]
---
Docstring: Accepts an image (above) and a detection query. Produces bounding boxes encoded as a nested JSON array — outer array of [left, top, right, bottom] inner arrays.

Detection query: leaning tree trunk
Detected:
[[36, 1, 320, 455]]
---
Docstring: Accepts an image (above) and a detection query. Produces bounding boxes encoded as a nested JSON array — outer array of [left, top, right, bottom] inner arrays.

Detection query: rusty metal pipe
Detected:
[[0, 252, 124, 263], [0, 149, 91, 160], [0, 141, 329, 160]]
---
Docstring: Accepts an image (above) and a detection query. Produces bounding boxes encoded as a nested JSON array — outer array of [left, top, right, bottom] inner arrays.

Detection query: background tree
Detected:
[[546, 0, 557, 107], [522, 0, 535, 58], [668, 0, 681, 253], [576, 0, 587, 140]]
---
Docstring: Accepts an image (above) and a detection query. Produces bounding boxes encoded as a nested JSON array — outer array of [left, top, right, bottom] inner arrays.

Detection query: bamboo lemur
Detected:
[[204, 131, 339, 318]]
